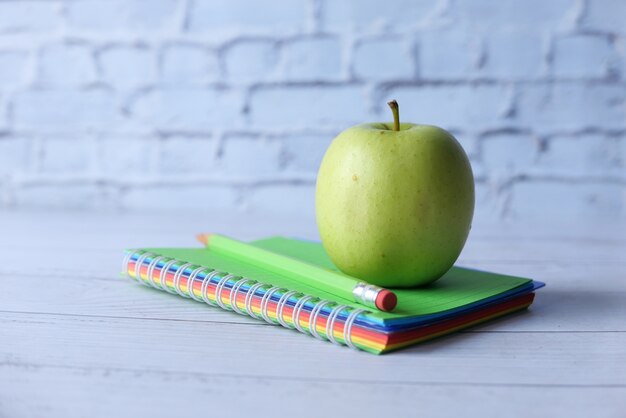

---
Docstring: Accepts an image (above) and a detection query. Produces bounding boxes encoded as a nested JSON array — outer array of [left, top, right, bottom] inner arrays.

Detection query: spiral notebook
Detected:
[[122, 236, 543, 354]]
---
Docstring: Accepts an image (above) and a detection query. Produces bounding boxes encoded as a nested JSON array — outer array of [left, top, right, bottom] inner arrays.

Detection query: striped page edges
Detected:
[[122, 250, 371, 351]]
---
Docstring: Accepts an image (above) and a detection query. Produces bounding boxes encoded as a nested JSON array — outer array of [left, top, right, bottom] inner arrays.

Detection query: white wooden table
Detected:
[[1, 210, 624, 418]]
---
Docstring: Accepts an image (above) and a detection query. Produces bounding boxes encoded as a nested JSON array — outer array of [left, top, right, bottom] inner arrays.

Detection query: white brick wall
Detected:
[[0, 0, 624, 222], [353, 37, 415, 81], [553, 35, 614, 78], [0, 51, 30, 86], [40, 43, 97, 86], [99, 45, 157, 88], [160, 43, 218, 84], [0, 2, 63, 33]]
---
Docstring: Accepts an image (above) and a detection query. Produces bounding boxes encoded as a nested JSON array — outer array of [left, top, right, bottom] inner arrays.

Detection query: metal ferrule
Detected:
[[352, 282, 382, 309]]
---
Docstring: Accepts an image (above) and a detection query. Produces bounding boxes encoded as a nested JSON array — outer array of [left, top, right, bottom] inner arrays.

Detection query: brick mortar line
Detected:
[[8, 175, 626, 188]]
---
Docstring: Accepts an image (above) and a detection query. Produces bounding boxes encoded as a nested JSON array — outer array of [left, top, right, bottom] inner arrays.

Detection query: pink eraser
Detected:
[[375, 289, 397, 312]]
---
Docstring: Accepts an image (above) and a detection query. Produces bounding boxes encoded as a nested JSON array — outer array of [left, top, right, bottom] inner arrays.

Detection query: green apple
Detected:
[[315, 100, 474, 287]]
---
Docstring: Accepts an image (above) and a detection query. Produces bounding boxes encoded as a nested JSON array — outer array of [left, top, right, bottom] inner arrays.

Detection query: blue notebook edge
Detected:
[[376, 280, 544, 331]]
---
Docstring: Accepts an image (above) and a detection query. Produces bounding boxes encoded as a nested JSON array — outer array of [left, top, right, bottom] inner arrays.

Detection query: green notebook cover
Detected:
[[143, 236, 532, 324]]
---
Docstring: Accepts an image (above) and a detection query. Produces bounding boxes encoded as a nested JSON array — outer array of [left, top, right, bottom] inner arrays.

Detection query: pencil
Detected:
[[196, 233, 397, 312]]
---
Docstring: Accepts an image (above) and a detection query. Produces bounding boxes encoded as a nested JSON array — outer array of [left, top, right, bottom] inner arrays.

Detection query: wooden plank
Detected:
[[2, 211, 625, 417], [0, 273, 264, 326], [2, 312, 625, 386], [2, 210, 623, 241], [2, 235, 618, 264], [1, 245, 624, 291], [0, 272, 624, 332], [1, 210, 623, 259], [2, 365, 625, 418]]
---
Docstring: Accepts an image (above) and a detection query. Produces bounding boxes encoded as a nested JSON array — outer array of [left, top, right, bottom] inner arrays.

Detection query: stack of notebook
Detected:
[[122, 236, 543, 354]]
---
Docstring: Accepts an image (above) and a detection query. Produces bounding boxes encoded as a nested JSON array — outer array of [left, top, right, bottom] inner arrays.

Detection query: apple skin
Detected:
[[316, 122, 474, 288]]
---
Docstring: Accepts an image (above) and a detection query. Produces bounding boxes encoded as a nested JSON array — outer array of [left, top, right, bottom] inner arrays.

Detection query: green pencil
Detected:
[[196, 233, 397, 312]]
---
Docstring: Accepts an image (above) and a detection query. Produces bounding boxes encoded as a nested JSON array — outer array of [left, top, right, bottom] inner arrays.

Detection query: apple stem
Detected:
[[387, 100, 400, 131]]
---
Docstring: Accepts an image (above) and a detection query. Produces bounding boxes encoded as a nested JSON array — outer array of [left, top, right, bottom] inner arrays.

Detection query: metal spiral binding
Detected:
[[172, 263, 193, 298], [159, 259, 178, 293], [133, 252, 154, 286], [276, 290, 300, 328], [292, 295, 314, 334], [145, 256, 164, 289], [230, 278, 255, 314], [260, 287, 283, 323], [309, 301, 333, 340], [244, 282, 266, 318], [343, 308, 366, 349], [215, 273, 237, 310], [326, 304, 349, 345], [187, 267, 209, 301], [123, 251, 370, 351], [200, 270, 221, 306], [121, 251, 134, 278]]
